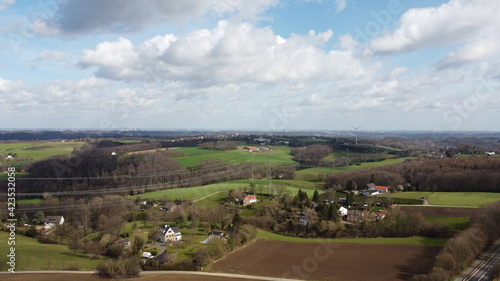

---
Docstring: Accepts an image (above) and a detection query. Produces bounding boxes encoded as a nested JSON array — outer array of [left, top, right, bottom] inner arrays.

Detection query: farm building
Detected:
[[157, 224, 182, 243], [375, 186, 389, 193], [236, 194, 257, 205], [363, 183, 376, 190], [360, 190, 379, 196], [114, 239, 131, 248], [162, 202, 177, 212]]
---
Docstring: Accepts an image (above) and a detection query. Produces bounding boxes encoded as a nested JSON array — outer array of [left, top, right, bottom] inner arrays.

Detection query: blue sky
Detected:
[[0, 0, 499, 131]]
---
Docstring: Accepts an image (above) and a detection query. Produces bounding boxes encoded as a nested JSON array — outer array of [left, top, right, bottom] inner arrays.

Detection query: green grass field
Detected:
[[380, 192, 500, 207], [256, 229, 447, 247], [173, 146, 297, 167], [0, 231, 104, 271], [0, 141, 86, 166], [131, 180, 319, 202], [16, 198, 44, 205], [295, 157, 412, 181], [423, 217, 470, 232]]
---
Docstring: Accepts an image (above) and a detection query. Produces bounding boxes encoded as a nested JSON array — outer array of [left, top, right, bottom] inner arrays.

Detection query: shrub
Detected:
[[96, 257, 141, 279]]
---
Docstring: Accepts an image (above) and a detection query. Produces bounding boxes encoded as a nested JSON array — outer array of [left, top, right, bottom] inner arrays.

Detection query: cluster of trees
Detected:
[[199, 141, 237, 150], [411, 202, 500, 281], [325, 156, 500, 192], [291, 144, 332, 166], [242, 189, 452, 239]]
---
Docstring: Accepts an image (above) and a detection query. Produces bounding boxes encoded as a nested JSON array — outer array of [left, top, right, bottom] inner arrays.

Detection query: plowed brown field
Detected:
[[399, 206, 478, 217], [208, 239, 441, 281]]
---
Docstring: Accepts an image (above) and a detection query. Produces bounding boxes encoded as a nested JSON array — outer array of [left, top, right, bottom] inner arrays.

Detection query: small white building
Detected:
[[299, 214, 308, 226], [338, 206, 348, 216]]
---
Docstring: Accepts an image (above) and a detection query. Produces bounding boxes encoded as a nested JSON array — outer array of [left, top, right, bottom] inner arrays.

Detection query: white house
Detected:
[[299, 214, 308, 226], [157, 224, 182, 243], [338, 206, 348, 216], [45, 216, 65, 225]]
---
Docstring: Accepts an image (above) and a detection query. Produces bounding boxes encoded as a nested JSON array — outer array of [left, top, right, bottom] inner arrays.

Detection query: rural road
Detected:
[[454, 240, 500, 281], [0, 271, 304, 281]]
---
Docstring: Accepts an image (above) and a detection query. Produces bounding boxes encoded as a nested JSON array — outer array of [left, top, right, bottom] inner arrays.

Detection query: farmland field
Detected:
[[380, 191, 500, 207], [0, 141, 86, 165], [399, 206, 478, 217], [295, 157, 412, 181], [173, 146, 297, 167], [208, 239, 441, 281], [131, 181, 319, 201], [423, 216, 470, 232], [0, 231, 103, 271]]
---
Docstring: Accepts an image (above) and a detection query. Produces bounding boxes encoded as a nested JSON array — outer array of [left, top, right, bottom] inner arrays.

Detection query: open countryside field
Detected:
[[173, 146, 297, 167], [208, 239, 441, 281], [0, 231, 103, 271], [295, 157, 412, 181], [131, 181, 319, 201], [0, 141, 86, 166], [381, 191, 500, 207]]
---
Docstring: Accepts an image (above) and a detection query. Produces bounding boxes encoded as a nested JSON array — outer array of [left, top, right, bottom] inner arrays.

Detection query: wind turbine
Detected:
[[352, 126, 361, 145]]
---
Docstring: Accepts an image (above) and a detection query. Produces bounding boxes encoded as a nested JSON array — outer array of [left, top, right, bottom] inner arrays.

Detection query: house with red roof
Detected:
[[375, 186, 389, 193]]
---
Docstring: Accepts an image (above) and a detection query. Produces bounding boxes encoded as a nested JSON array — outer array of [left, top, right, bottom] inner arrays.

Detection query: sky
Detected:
[[0, 0, 499, 132]]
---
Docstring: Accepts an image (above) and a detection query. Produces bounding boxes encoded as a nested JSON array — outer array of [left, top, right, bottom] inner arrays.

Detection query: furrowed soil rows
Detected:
[[399, 206, 478, 217], [208, 239, 441, 281]]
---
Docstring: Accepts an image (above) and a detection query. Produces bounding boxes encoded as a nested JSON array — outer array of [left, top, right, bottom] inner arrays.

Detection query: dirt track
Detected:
[[208, 239, 441, 281]]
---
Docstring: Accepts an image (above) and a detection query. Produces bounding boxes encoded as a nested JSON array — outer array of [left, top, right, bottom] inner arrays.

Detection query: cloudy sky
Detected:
[[1, 0, 499, 131]]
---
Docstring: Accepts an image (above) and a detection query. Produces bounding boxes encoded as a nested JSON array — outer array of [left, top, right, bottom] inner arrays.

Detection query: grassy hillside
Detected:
[[173, 146, 297, 167], [0, 231, 103, 271], [295, 157, 412, 181], [0, 141, 86, 166], [380, 192, 500, 207], [131, 180, 319, 201]]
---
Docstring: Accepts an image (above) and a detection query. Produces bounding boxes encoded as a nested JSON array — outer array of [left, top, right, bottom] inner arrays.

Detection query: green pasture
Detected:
[[0, 230, 103, 271], [229, 179, 319, 190], [131, 180, 319, 202], [131, 183, 245, 201], [0, 172, 28, 180], [16, 198, 44, 205], [295, 157, 412, 181], [256, 230, 447, 247], [173, 146, 297, 167], [423, 217, 470, 232], [380, 192, 500, 207], [195, 192, 227, 206], [0, 141, 86, 165]]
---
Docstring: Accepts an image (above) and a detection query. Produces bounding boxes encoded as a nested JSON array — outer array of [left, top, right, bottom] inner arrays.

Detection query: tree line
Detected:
[[411, 201, 500, 281], [325, 156, 500, 192]]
